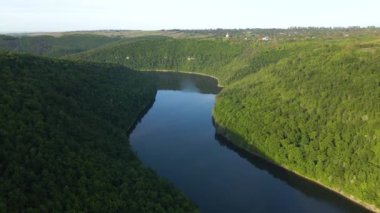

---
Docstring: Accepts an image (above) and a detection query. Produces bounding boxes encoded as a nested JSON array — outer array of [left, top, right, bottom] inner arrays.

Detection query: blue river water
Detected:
[[130, 73, 369, 213]]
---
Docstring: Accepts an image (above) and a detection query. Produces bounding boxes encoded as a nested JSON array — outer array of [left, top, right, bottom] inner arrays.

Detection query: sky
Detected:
[[1, 0, 379, 32]]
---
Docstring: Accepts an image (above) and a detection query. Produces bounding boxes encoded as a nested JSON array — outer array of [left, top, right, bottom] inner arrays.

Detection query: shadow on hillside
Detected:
[[214, 130, 371, 213]]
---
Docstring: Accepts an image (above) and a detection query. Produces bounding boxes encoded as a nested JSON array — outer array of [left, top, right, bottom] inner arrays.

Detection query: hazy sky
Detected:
[[1, 0, 379, 32]]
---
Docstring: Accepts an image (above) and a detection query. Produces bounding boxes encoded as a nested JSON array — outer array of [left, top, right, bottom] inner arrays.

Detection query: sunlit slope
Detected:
[[68, 37, 299, 84], [69, 36, 380, 210], [214, 40, 380, 209], [0, 53, 197, 212]]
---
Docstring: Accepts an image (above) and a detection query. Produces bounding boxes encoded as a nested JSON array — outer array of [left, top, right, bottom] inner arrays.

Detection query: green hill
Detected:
[[0, 34, 121, 57], [70, 36, 380, 210], [67, 37, 313, 85], [0, 53, 197, 212], [67, 37, 248, 83], [214, 39, 380, 210]]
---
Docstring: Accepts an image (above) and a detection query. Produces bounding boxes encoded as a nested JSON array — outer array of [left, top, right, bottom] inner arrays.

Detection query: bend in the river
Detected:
[[129, 72, 370, 213]]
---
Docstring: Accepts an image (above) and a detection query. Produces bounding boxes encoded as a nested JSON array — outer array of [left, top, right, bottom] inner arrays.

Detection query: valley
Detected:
[[0, 28, 379, 212]]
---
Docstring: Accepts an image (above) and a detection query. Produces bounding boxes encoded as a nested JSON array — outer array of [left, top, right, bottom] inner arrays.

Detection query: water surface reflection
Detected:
[[130, 72, 369, 213]]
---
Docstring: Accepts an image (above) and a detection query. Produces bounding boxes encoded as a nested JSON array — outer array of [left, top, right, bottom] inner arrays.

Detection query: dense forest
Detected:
[[214, 39, 380, 209], [67, 36, 299, 85], [67, 37, 246, 82], [0, 53, 197, 212], [0, 34, 121, 57], [1, 29, 379, 211], [68, 34, 380, 210]]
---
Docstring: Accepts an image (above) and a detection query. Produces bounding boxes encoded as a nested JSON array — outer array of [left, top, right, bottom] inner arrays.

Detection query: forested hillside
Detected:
[[68, 37, 248, 83], [67, 37, 321, 84], [0, 53, 197, 212], [0, 34, 121, 57], [70, 35, 380, 210], [214, 39, 380, 209]]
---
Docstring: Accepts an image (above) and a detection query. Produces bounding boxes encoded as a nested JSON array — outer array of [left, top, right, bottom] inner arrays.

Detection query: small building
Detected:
[[225, 33, 230, 38], [261, 36, 270, 41]]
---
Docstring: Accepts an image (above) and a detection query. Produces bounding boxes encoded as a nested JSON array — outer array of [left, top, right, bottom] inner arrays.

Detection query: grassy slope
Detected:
[[69, 36, 380, 210], [0, 53, 197, 212]]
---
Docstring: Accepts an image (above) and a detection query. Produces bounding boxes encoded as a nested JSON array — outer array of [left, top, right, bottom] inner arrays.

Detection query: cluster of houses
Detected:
[[225, 33, 270, 41]]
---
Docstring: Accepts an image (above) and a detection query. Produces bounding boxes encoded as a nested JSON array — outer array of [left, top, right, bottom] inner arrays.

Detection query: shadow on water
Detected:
[[214, 133, 371, 213], [130, 71, 371, 213], [128, 71, 222, 135], [128, 71, 221, 134], [144, 71, 222, 94], [127, 97, 156, 135]]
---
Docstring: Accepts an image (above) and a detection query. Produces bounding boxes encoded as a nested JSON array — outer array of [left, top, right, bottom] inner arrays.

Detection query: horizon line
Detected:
[[1, 25, 379, 35]]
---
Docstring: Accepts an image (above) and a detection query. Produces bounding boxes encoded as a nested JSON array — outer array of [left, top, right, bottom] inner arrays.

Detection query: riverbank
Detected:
[[127, 94, 156, 135], [135, 69, 378, 212], [212, 120, 379, 213], [140, 69, 225, 88]]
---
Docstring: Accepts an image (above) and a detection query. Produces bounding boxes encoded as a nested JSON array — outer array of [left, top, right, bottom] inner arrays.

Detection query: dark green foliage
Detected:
[[2, 29, 379, 210], [67, 37, 312, 84], [0, 34, 121, 57], [0, 53, 197, 212], [70, 34, 380, 209], [68, 37, 250, 83], [213, 39, 380, 208]]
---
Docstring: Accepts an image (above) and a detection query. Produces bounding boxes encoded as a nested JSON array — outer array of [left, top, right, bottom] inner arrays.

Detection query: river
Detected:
[[129, 72, 369, 213]]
